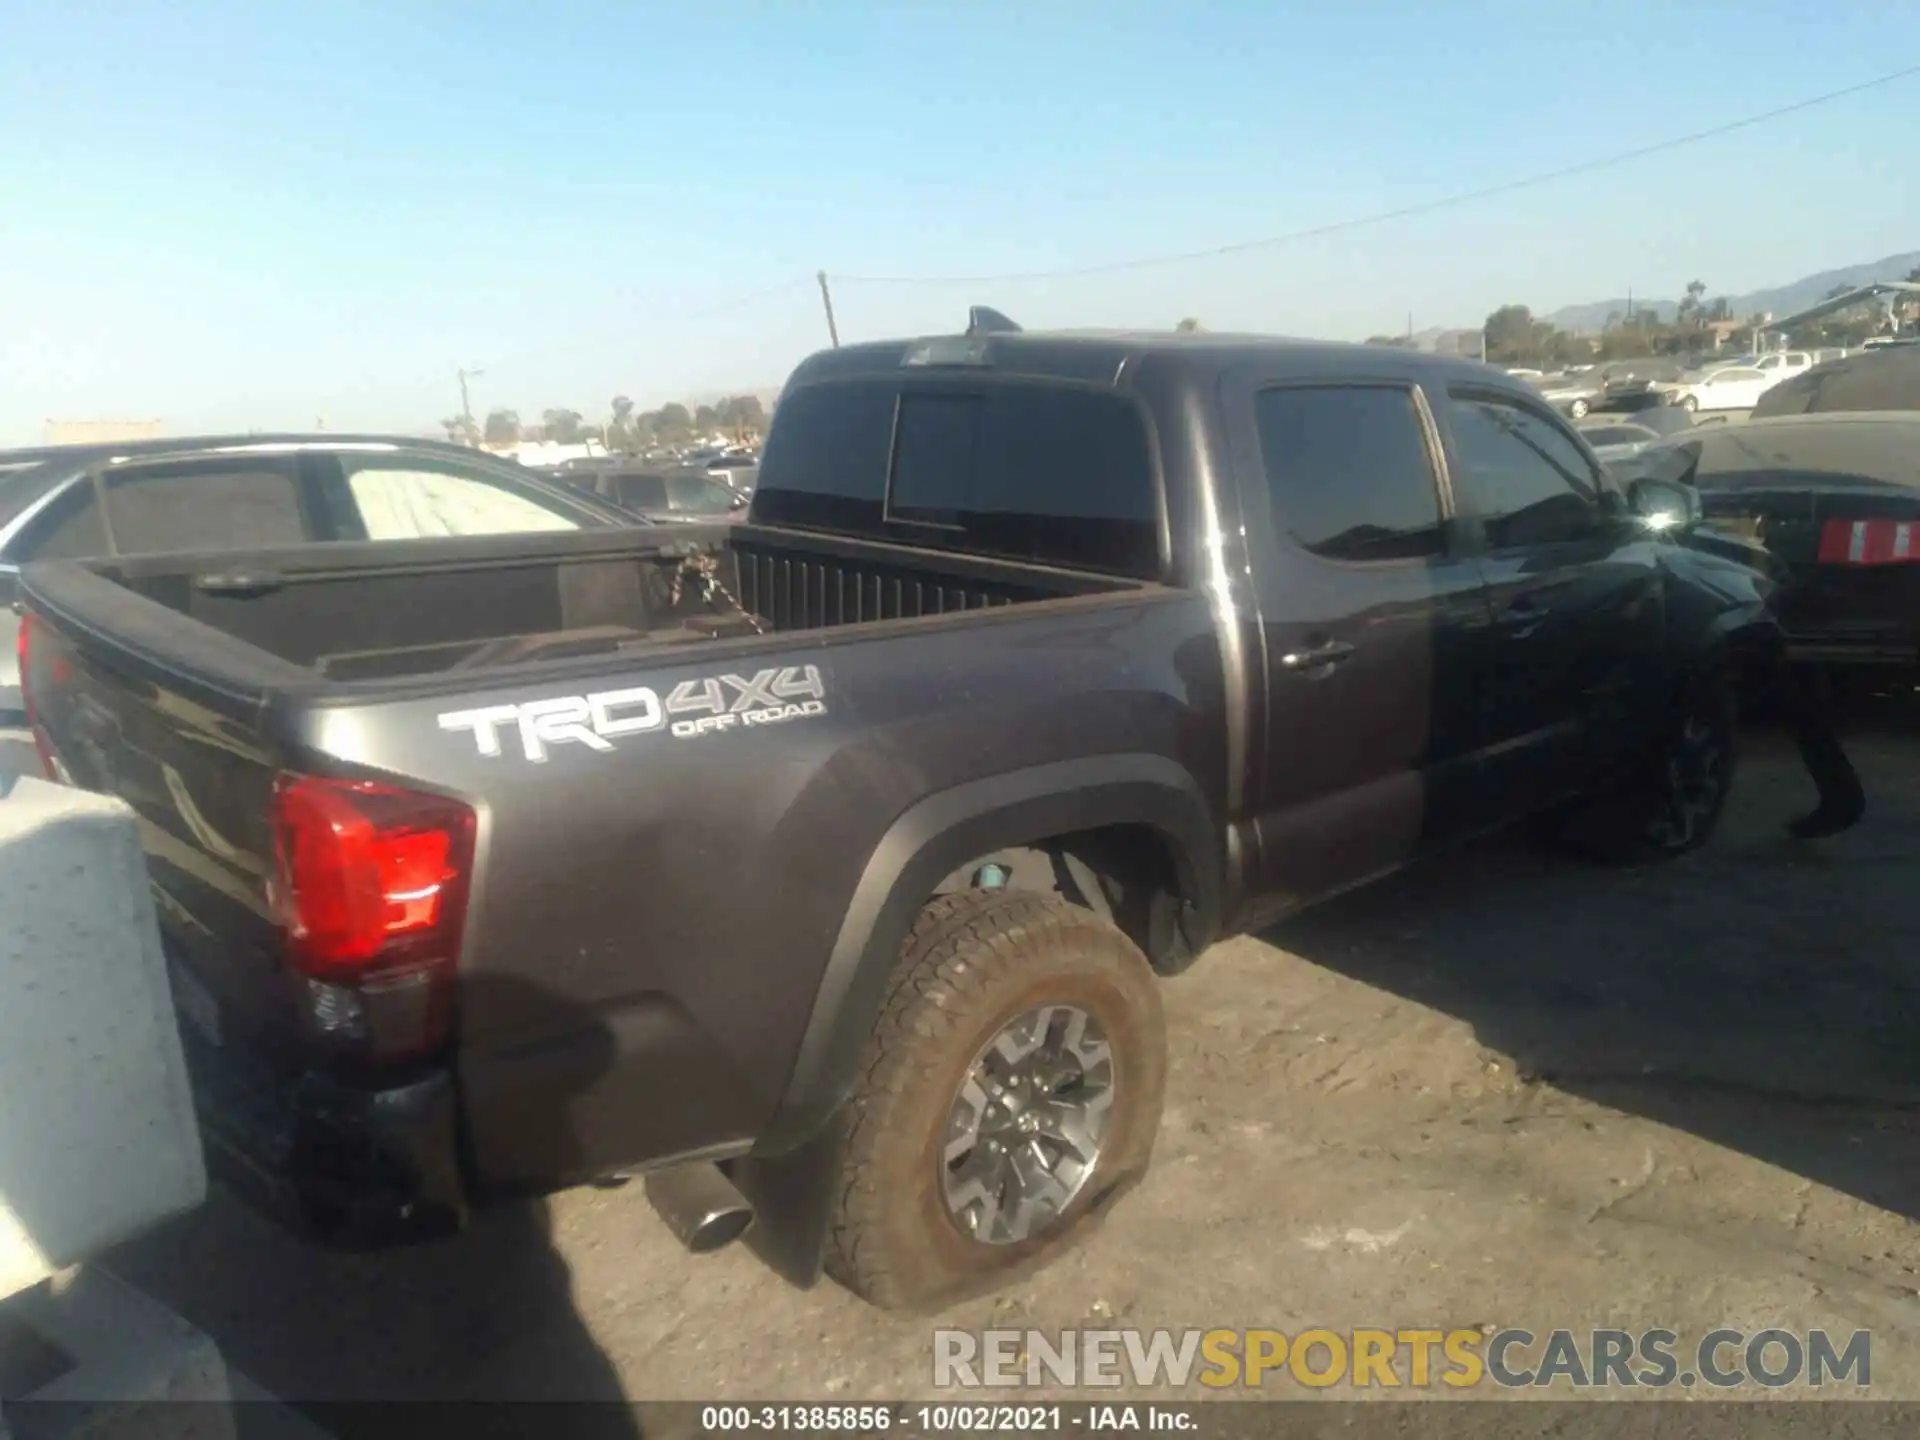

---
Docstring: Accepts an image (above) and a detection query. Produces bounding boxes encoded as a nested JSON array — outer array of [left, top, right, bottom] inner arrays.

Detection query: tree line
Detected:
[[1365, 268, 1920, 366], [443, 393, 769, 451]]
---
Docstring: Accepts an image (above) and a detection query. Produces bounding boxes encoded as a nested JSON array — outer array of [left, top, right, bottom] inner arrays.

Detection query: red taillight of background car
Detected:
[[1816, 518, 1920, 566], [271, 773, 476, 988]]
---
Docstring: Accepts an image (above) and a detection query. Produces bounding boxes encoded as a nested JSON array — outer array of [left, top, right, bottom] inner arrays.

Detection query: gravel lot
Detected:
[[106, 699, 1920, 1416]]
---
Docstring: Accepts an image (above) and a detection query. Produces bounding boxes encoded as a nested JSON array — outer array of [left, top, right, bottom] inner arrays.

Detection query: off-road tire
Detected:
[[824, 890, 1166, 1312], [1543, 661, 1738, 865]]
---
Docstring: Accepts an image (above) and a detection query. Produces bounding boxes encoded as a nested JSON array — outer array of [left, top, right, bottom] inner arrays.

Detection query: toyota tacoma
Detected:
[[16, 312, 1775, 1310]]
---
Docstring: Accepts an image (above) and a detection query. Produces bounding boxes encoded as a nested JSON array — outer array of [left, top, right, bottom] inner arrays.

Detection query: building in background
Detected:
[[41, 419, 164, 445]]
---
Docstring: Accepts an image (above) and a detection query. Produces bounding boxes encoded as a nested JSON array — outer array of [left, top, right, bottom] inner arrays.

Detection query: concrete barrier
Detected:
[[2, 1268, 233, 1439], [0, 731, 39, 794], [0, 777, 206, 1301]]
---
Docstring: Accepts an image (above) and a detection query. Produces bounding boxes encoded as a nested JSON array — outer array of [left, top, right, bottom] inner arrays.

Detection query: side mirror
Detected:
[[1628, 476, 1701, 531]]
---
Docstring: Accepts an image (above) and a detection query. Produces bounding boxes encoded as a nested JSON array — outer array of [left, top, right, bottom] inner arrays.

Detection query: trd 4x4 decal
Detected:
[[438, 665, 827, 763]]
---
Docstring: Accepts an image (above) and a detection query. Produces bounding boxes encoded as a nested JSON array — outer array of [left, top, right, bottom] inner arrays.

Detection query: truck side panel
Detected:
[[284, 591, 1228, 1191]]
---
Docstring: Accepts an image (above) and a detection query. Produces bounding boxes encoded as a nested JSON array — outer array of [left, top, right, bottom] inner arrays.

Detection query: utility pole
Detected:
[[457, 367, 484, 440], [816, 271, 841, 349]]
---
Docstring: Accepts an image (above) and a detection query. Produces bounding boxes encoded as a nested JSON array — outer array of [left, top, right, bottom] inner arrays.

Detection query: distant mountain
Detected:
[[1544, 250, 1920, 334]]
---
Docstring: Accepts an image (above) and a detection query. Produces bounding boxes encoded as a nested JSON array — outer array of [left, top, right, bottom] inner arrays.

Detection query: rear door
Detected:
[[1227, 377, 1494, 911], [1438, 388, 1666, 811]]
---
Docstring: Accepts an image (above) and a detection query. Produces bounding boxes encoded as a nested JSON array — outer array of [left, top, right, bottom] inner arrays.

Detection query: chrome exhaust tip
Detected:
[[644, 1163, 755, 1254]]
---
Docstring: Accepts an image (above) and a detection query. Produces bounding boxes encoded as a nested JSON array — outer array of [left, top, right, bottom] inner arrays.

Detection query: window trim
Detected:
[[1440, 385, 1617, 551], [1248, 378, 1461, 571]]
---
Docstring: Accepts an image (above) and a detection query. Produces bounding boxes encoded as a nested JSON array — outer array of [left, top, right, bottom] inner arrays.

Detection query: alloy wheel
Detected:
[[940, 1004, 1115, 1246]]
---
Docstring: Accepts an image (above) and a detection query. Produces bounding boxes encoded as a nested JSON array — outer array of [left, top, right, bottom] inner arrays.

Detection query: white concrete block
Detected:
[[0, 779, 206, 1302], [0, 730, 40, 794]]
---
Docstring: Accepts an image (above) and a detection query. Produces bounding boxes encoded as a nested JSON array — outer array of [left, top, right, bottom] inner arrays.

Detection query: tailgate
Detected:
[[17, 600, 290, 1055]]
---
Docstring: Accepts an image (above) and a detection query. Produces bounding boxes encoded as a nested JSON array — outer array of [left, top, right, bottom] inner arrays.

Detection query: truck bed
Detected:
[[39, 523, 1143, 690]]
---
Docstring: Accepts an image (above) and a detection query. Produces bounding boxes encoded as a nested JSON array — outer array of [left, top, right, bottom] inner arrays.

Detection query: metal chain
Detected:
[[672, 551, 768, 636]]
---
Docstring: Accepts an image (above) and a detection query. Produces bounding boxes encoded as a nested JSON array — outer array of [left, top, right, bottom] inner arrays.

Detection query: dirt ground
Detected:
[[106, 702, 1920, 1415]]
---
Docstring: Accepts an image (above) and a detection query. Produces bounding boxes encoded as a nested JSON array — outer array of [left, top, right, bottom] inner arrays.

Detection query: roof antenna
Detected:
[[966, 306, 1022, 336]]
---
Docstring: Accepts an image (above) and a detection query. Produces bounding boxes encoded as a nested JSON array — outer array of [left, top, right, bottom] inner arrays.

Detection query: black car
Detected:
[[1598, 358, 1687, 412], [1624, 413, 1920, 679]]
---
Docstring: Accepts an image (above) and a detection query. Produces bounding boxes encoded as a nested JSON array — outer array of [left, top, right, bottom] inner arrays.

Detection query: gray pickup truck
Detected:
[[17, 314, 1776, 1310]]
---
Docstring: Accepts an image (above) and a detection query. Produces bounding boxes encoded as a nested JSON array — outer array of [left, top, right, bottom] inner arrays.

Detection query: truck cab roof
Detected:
[[788, 327, 1519, 393]]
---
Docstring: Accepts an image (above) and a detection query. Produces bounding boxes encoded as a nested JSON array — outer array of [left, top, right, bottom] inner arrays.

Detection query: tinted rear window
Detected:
[[753, 379, 1161, 577], [1254, 386, 1444, 562]]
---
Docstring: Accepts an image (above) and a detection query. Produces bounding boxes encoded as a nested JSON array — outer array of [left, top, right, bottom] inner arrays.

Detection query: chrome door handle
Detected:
[[1280, 639, 1356, 671]]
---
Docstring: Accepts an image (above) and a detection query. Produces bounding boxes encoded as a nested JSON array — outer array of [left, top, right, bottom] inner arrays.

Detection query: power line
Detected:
[[829, 61, 1920, 287]]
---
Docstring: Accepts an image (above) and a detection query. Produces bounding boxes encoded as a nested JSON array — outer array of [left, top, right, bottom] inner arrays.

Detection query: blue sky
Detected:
[[3, 1, 1918, 443]]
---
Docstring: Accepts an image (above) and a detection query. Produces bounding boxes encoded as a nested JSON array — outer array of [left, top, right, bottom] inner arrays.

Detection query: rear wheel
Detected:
[[1568, 398, 1590, 419], [825, 890, 1166, 1311]]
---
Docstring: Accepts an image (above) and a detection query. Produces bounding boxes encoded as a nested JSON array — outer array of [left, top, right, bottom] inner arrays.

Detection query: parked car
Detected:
[[1622, 412, 1920, 682], [17, 318, 1775, 1310], [1598, 358, 1688, 412], [1575, 419, 1663, 465], [1672, 364, 1777, 414], [586, 465, 749, 523], [1534, 371, 1607, 419], [0, 435, 642, 724]]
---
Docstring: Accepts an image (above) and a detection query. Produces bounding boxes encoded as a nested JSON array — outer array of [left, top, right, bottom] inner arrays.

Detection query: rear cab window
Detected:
[[752, 379, 1164, 578]]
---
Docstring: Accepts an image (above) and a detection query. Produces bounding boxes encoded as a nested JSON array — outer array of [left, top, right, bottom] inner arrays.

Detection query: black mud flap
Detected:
[[728, 1120, 848, 1289]]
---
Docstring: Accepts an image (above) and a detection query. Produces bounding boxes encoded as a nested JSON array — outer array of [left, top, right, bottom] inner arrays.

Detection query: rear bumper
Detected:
[[178, 1020, 470, 1248]]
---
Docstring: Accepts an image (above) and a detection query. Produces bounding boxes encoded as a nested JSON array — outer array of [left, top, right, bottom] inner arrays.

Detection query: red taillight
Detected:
[[17, 613, 59, 781], [270, 774, 476, 984], [1817, 518, 1920, 566]]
